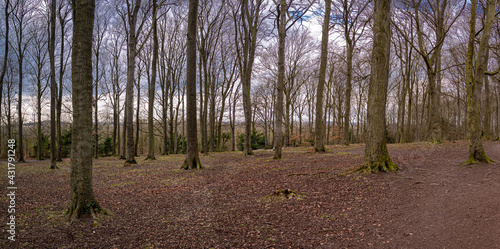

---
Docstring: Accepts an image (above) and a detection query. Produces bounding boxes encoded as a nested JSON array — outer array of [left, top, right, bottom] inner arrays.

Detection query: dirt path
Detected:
[[374, 141, 500, 248]]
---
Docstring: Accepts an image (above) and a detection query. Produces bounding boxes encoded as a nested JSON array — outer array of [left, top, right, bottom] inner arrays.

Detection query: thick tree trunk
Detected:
[[361, 0, 397, 172], [67, 0, 104, 221], [124, 0, 141, 165], [464, 0, 495, 165], [314, 0, 331, 152], [181, 0, 202, 170]]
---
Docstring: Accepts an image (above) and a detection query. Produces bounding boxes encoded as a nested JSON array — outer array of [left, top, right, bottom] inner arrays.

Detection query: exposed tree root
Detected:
[[357, 159, 399, 173], [66, 199, 109, 224], [181, 156, 203, 170], [463, 153, 496, 166], [124, 159, 137, 167], [144, 155, 156, 160]]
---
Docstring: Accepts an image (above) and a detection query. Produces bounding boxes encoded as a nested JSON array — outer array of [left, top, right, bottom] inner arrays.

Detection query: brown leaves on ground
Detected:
[[1, 141, 499, 248]]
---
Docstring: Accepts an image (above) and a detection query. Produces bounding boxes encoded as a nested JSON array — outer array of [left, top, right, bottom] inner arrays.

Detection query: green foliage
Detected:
[[33, 133, 50, 159], [237, 129, 266, 151], [386, 129, 395, 144], [98, 137, 113, 156], [61, 130, 72, 158]]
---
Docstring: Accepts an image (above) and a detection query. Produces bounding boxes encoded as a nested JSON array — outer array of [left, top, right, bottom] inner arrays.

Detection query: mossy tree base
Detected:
[[181, 155, 203, 170], [145, 155, 156, 160], [463, 149, 495, 165], [358, 159, 399, 173], [66, 199, 108, 224]]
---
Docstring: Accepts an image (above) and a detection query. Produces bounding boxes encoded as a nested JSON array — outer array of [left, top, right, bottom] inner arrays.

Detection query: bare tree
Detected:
[[331, 0, 371, 146], [67, 0, 105, 222], [11, 0, 34, 162], [146, 0, 159, 160], [231, 0, 265, 155], [463, 0, 495, 164], [181, 0, 202, 170], [49, 0, 57, 168], [315, 0, 332, 152], [0, 0, 10, 152], [361, 0, 397, 172]]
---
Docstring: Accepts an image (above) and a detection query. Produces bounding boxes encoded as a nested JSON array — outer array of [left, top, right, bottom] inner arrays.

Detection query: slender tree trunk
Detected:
[[464, 0, 495, 164], [147, 0, 158, 160], [67, 0, 104, 221], [361, 0, 397, 172], [483, 49, 491, 139], [314, 0, 331, 152], [135, 77, 140, 156], [343, 44, 353, 146], [181, 0, 202, 170], [121, 105, 127, 159], [49, 0, 57, 167], [17, 42, 25, 162], [57, 5, 67, 161], [274, 0, 286, 159], [0, 0, 9, 155]]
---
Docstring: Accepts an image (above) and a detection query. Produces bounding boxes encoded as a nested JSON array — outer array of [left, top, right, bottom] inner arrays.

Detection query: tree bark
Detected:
[[124, 0, 141, 165], [274, 0, 286, 159], [314, 0, 331, 152], [0, 0, 9, 155], [181, 0, 202, 170], [67, 0, 104, 221], [147, 0, 158, 160], [49, 0, 57, 167], [361, 0, 397, 172], [464, 0, 495, 164]]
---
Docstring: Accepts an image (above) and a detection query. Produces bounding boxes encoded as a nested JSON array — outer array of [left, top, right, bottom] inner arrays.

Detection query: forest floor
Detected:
[[1, 140, 500, 248]]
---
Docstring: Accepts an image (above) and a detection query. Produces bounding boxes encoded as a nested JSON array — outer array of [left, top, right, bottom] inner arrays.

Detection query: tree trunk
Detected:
[[49, 0, 57, 167], [0, 0, 9, 157], [343, 44, 353, 146], [147, 0, 158, 160], [464, 0, 495, 164], [57, 4, 68, 161], [274, 0, 286, 159], [181, 0, 202, 170], [134, 77, 140, 156], [483, 49, 491, 139], [17, 39, 25, 163], [67, 0, 104, 221], [314, 0, 331, 152], [124, 0, 141, 165], [361, 0, 397, 172]]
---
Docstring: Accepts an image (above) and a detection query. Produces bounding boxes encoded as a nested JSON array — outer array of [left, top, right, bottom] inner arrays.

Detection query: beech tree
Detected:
[[0, 0, 9, 152], [361, 0, 398, 172], [67, 0, 104, 221], [231, 0, 265, 155], [146, 0, 158, 160], [314, 0, 332, 152], [181, 0, 202, 170], [49, 0, 57, 168], [463, 0, 495, 164]]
